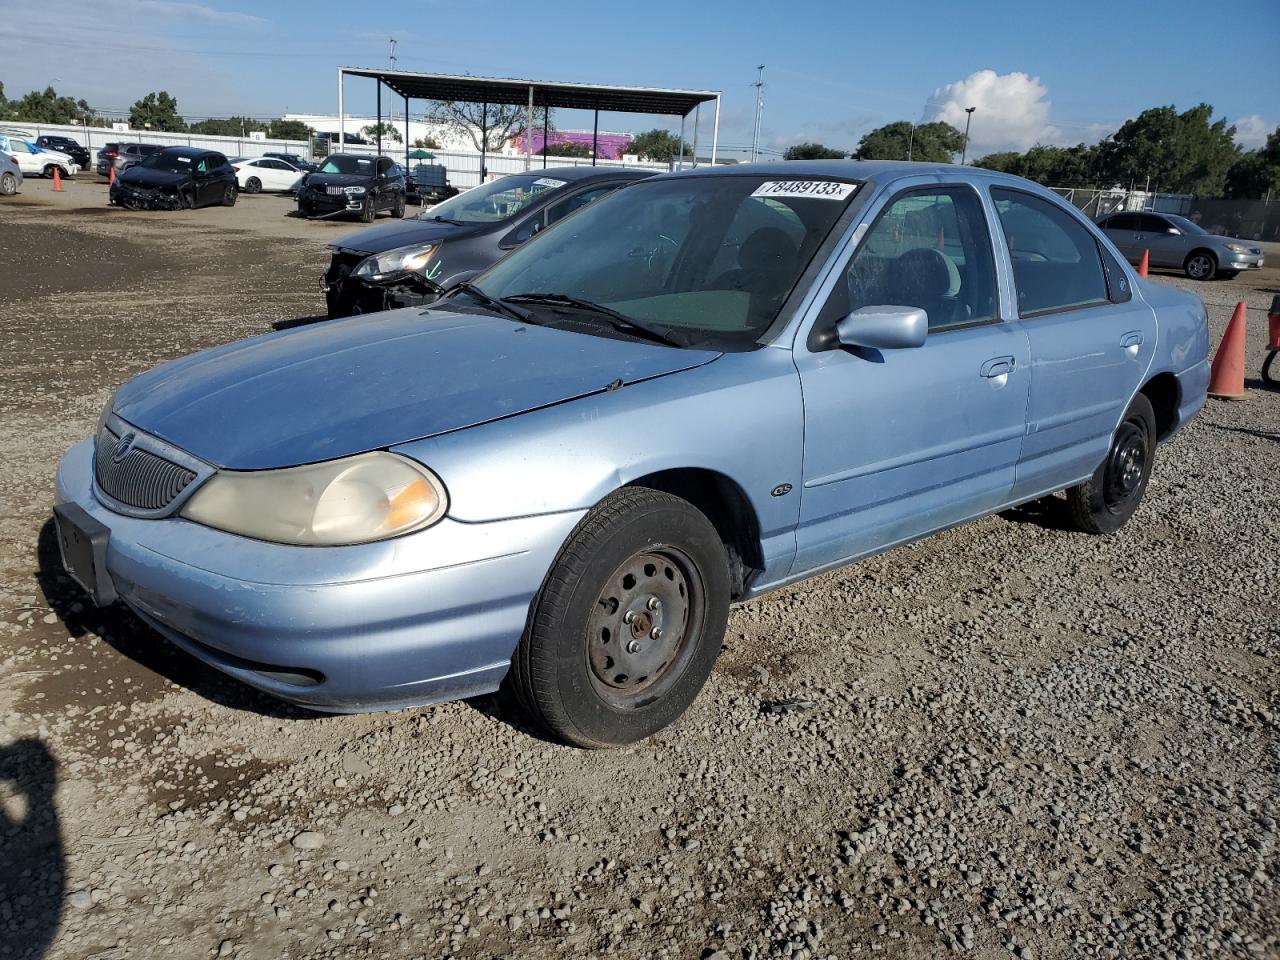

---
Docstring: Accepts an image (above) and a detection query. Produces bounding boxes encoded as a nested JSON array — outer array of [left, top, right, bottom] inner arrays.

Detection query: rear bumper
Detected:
[[54, 437, 583, 712]]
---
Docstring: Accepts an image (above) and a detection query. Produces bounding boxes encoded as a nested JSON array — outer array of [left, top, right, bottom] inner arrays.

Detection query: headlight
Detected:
[[352, 243, 440, 280], [180, 451, 447, 546], [343, 185, 366, 195], [1225, 243, 1250, 254]]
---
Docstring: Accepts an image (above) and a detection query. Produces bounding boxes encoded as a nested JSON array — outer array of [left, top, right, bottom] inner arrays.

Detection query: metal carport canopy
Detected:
[[337, 67, 721, 169]]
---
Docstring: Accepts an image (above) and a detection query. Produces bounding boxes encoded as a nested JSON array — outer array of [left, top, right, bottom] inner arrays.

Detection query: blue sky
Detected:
[[4, 0, 1277, 158]]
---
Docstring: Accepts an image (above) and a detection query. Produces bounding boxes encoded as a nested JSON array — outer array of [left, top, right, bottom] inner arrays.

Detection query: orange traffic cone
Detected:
[[1137, 249, 1149, 278], [108, 166, 116, 186], [52, 167, 63, 192], [1207, 302, 1249, 401]]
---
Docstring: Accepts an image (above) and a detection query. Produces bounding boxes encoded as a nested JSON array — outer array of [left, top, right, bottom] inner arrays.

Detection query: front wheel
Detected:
[[221, 183, 238, 206], [508, 487, 731, 748], [391, 193, 405, 218], [0, 172, 16, 196], [43, 164, 58, 178], [359, 198, 375, 223], [1066, 393, 1156, 534], [1184, 251, 1216, 281]]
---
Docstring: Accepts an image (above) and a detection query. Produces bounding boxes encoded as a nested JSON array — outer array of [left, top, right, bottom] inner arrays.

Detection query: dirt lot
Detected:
[[1, 176, 1276, 960]]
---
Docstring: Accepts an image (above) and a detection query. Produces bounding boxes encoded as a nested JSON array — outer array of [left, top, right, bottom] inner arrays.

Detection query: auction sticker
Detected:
[[751, 180, 856, 200], [533, 177, 567, 188]]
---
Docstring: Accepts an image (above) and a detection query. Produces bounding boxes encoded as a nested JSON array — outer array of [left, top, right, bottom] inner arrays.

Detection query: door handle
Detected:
[[980, 356, 1015, 379], [1120, 332, 1144, 356]]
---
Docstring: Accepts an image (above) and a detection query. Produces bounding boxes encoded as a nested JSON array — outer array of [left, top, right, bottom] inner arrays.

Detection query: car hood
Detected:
[[331, 217, 485, 255], [112, 306, 721, 470], [306, 172, 373, 189], [119, 167, 190, 189]]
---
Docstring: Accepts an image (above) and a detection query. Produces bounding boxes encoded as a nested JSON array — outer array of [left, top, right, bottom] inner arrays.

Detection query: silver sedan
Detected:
[[1096, 211, 1264, 280]]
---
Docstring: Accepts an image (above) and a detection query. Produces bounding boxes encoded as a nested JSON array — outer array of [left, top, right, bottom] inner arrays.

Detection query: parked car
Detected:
[[54, 161, 1208, 746], [231, 156, 305, 194], [36, 135, 91, 171], [323, 166, 652, 317], [1096, 211, 1264, 280], [0, 144, 23, 195], [108, 146, 237, 210], [104, 142, 165, 176], [296, 153, 406, 222], [264, 151, 317, 173], [1, 139, 77, 178]]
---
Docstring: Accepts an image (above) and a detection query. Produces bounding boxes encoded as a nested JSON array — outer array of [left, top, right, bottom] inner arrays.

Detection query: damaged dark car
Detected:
[[296, 154, 407, 223], [108, 146, 238, 210], [322, 166, 651, 318]]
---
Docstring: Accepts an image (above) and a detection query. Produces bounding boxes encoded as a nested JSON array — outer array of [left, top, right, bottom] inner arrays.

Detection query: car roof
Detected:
[[157, 146, 216, 158], [659, 158, 1051, 191], [509, 165, 652, 182]]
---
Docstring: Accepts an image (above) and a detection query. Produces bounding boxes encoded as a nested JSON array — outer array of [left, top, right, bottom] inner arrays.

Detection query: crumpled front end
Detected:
[[323, 249, 444, 317], [110, 181, 187, 211]]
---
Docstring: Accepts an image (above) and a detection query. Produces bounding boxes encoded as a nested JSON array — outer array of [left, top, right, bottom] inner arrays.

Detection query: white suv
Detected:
[[0, 137, 26, 194], [0, 134, 78, 178]]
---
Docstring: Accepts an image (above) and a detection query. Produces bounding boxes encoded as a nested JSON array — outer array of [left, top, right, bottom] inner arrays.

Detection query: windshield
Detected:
[[470, 175, 859, 349], [418, 173, 568, 223], [319, 154, 375, 176], [1165, 214, 1209, 236], [139, 151, 199, 173]]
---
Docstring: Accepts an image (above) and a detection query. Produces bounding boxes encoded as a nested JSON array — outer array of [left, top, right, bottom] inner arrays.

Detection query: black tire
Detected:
[[391, 192, 405, 218], [508, 487, 731, 748], [0, 172, 16, 196], [244, 176, 261, 194], [1184, 250, 1217, 281], [359, 198, 375, 223], [221, 184, 238, 207], [1066, 393, 1157, 535]]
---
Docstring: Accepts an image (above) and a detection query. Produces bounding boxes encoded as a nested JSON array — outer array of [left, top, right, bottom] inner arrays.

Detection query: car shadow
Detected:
[[997, 493, 1080, 533], [35, 520, 318, 721], [1207, 422, 1279, 443], [0, 738, 64, 960], [464, 687, 568, 748], [272, 314, 328, 331]]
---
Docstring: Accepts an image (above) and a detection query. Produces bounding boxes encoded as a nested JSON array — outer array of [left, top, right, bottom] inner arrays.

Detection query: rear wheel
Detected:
[[0, 172, 16, 196], [244, 176, 261, 194], [221, 183, 238, 207], [1184, 250, 1216, 281], [508, 487, 731, 747], [1066, 394, 1156, 534]]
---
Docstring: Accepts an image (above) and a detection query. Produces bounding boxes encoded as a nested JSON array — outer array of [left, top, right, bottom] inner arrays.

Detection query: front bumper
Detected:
[[110, 182, 185, 210], [1223, 251, 1264, 270], [299, 189, 366, 217], [323, 270, 444, 317], [54, 437, 583, 712]]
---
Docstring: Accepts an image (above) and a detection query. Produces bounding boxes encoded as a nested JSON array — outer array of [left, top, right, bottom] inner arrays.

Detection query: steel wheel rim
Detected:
[[1103, 420, 1147, 511], [1188, 255, 1211, 279], [587, 546, 702, 707]]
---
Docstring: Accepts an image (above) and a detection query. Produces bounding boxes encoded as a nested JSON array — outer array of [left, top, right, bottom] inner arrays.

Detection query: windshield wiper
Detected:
[[430, 214, 465, 225], [451, 282, 531, 324], [504, 292, 679, 346]]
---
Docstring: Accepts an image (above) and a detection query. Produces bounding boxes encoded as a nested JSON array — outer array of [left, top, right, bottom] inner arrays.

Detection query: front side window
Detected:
[[824, 186, 998, 332], [991, 188, 1109, 317], [471, 175, 857, 349]]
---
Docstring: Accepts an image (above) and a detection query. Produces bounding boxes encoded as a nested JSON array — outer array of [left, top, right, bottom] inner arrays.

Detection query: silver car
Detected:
[[1096, 211, 1264, 280]]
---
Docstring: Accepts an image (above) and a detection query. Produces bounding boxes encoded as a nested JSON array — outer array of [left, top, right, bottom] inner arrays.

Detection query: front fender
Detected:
[[393, 347, 804, 575]]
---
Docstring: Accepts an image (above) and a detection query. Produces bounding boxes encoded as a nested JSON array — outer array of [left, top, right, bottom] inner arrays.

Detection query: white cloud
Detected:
[[924, 70, 1060, 155], [1233, 114, 1276, 150]]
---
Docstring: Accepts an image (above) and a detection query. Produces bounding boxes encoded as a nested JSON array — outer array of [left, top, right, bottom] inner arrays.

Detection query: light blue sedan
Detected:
[[54, 161, 1210, 747]]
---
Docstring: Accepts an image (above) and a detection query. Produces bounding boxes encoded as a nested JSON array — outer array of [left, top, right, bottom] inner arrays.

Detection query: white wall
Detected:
[[2, 121, 309, 168]]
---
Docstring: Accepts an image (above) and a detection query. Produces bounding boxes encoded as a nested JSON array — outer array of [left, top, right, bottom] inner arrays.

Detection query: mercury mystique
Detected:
[[54, 161, 1210, 747]]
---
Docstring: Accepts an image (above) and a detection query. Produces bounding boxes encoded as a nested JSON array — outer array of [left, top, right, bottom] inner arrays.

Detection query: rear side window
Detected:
[[990, 188, 1109, 318]]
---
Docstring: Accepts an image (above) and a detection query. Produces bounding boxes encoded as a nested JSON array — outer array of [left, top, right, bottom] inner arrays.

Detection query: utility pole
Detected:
[[750, 65, 765, 163], [389, 37, 398, 71], [960, 106, 976, 164], [907, 122, 915, 161]]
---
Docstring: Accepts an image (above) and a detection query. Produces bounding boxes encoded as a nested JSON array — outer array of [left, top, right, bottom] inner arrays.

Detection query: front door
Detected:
[[988, 187, 1157, 499], [791, 184, 1031, 576]]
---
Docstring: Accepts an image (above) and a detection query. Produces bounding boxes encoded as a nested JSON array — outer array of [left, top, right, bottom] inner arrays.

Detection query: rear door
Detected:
[[990, 188, 1155, 500], [1100, 212, 1141, 259], [791, 182, 1031, 574]]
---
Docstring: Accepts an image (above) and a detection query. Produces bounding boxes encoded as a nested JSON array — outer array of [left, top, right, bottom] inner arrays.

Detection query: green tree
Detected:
[[1225, 128, 1280, 199], [269, 119, 313, 142], [1094, 103, 1239, 196], [784, 142, 846, 160], [976, 143, 1099, 187], [8, 85, 93, 124], [424, 100, 552, 153], [188, 116, 266, 137], [855, 121, 964, 162], [361, 122, 402, 144], [541, 140, 593, 158], [625, 128, 690, 163], [412, 135, 441, 149], [129, 91, 186, 132]]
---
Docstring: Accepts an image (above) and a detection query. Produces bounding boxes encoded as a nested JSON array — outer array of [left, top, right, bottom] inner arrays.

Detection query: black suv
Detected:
[[297, 154, 407, 222], [35, 135, 90, 170], [109, 146, 238, 210]]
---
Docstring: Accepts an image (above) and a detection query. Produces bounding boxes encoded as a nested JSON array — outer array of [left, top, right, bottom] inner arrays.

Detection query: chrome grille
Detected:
[[94, 426, 197, 511]]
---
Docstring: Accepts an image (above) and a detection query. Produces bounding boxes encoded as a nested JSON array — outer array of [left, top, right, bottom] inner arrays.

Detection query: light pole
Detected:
[[960, 106, 976, 164], [750, 65, 765, 163]]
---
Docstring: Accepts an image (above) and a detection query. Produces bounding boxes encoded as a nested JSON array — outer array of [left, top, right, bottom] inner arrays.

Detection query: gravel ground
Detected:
[[0, 178, 1276, 960]]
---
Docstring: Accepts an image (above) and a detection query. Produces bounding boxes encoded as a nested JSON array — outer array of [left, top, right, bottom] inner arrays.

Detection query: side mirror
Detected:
[[835, 305, 928, 351], [1166, 227, 1181, 236]]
